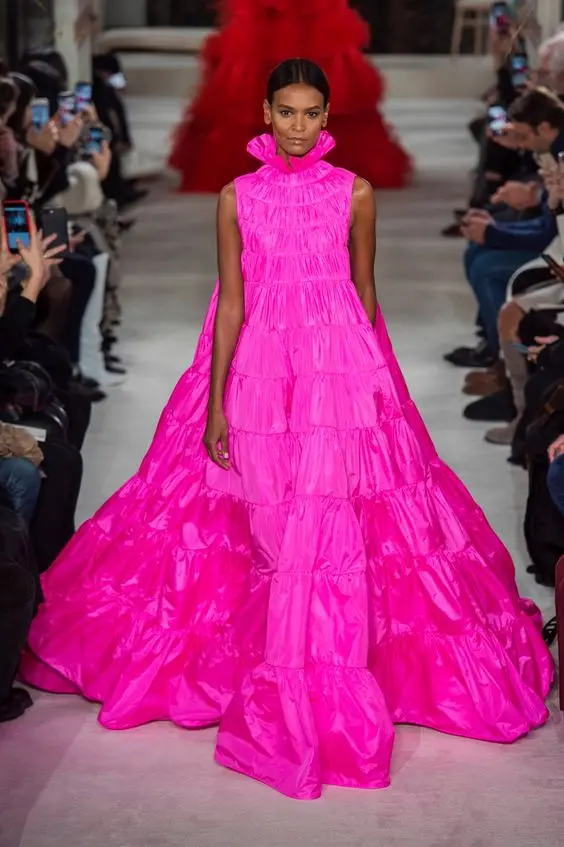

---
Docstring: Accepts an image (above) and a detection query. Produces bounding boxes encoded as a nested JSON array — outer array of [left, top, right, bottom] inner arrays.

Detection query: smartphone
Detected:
[[2, 200, 32, 254], [511, 53, 529, 89], [512, 342, 530, 354], [542, 253, 564, 283], [85, 125, 105, 155], [31, 97, 50, 130], [58, 90, 75, 126], [488, 105, 508, 135], [490, 2, 512, 35], [74, 81, 92, 113], [40, 206, 69, 252]]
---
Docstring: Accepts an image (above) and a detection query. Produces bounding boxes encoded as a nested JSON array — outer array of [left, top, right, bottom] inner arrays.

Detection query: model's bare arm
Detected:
[[204, 183, 244, 469], [349, 176, 377, 326]]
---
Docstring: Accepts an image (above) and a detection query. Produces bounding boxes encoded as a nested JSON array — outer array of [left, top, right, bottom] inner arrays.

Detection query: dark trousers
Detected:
[[31, 439, 83, 573], [55, 388, 92, 451], [548, 454, 564, 515], [59, 255, 96, 365], [0, 507, 38, 703]]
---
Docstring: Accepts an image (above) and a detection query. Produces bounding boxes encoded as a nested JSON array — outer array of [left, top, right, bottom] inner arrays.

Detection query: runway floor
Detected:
[[0, 99, 563, 847]]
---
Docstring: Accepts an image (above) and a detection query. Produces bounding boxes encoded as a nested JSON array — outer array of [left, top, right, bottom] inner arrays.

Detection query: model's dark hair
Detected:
[[267, 58, 330, 107], [509, 86, 564, 130]]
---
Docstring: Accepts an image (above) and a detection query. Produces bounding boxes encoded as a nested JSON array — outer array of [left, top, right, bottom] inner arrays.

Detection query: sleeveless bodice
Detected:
[[234, 132, 355, 294]]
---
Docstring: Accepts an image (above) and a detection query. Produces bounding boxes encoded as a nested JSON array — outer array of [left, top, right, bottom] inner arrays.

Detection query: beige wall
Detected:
[[537, 0, 563, 38], [54, 0, 93, 84]]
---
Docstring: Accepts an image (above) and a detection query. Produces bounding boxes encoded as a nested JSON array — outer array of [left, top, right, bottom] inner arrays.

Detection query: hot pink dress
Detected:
[[23, 132, 553, 800]]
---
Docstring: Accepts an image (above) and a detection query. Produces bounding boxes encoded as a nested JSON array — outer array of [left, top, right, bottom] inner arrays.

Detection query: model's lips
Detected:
[[288, 138, 306, 144]]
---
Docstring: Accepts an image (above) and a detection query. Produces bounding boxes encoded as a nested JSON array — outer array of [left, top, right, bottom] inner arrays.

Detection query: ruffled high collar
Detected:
[[247, 131, 335, 174]]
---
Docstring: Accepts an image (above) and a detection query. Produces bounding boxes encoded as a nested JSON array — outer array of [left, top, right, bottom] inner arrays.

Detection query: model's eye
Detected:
[[279, 110, 292, 117], [307, 112, 321, 119]]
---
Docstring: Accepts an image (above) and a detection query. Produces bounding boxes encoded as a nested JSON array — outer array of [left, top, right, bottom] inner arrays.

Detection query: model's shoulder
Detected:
[[352, 176, 374, 197], [219, 182, 236, 200]]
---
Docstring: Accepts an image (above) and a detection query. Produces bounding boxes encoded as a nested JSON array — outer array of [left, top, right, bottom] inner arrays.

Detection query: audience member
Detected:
[[0, 46, 145, 720]]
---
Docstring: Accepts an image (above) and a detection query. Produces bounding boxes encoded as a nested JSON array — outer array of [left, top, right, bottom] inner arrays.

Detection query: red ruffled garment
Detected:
[[168, 0, 412, 191]]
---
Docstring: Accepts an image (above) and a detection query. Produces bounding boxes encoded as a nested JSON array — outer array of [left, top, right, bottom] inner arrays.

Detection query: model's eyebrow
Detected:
[[276, 104, 322, 111]]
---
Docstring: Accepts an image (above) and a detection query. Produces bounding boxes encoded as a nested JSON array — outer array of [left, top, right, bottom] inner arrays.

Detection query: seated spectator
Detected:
[[0, 66, 18, 191], [1, 212, 84, 571], [3, 68, 127, 391], [0, 427, 43, 526], [92, 52, 146, 209], [547, 432, 564, 515], [459, 88, 564, 371], [0, 505, 37, 722], [442, 29, 538, 237]]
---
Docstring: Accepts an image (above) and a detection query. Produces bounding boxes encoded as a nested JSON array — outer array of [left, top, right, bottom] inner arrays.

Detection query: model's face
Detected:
[[264, 83, 328, 158]]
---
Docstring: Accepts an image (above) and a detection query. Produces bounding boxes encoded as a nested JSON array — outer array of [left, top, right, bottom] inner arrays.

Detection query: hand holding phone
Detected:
[[40, 207, 70, 252], [31, 98, 50, 130], [2, 200, 32, 255], [511, 342, 530, 355], [490, 2, 512, 36], [57, 91, 76, 127], [511, 52, 530, 88], [488, 105, 508, 135], [74, 81, 92, 114]]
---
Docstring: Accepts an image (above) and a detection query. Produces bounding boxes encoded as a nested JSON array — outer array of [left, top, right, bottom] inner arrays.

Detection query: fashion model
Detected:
[[23, 59, 552, 801], [169, 0, 412, 192]]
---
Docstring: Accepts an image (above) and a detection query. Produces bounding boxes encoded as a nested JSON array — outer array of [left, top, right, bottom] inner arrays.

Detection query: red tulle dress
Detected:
[[168, 0, 412, 191]]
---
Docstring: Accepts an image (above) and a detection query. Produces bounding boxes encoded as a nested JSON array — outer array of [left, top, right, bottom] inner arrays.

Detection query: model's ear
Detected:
[[263, 99, 272, 126], [322, 103, 330, 128]]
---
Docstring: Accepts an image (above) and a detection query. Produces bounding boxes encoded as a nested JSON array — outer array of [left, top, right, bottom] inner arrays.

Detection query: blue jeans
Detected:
[[0, 458, 41, 526], [547, 453, 564, 516], [463, 244, 539, 355]]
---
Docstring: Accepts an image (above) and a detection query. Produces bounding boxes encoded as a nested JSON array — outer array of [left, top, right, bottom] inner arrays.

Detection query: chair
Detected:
[[451, 0, 492, 57]]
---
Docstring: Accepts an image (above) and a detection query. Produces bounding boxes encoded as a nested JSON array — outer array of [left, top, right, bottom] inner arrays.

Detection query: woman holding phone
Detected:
[[23, 59, 552, 801]]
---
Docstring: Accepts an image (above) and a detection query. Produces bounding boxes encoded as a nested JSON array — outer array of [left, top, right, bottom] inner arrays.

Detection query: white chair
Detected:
[[451, 0, 492, 57]]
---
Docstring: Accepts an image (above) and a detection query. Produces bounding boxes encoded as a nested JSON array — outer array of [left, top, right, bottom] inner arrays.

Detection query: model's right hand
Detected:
[[204, 408, 230, 470]]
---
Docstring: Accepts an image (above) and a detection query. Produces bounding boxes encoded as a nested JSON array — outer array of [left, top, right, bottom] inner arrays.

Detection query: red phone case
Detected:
[[2, 200, 33, 253]]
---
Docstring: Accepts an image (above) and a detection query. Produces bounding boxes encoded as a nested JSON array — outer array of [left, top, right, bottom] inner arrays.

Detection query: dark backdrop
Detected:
[[146, 0, 458, 54]]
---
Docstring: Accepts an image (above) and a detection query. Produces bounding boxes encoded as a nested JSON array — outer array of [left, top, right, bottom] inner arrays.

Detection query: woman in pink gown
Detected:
[[23, 59, 553, 800]]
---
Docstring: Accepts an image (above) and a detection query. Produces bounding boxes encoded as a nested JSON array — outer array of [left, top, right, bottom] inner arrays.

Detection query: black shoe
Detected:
[[118, 217, 136, 234], [0, 687, 33, 723], [80, 376, 101, 391], [542, 616, 557, 647], [117, 188, 148, 210], [12, 687, 33, 710], [71, 381, 107, 403], [444, 341, 496, 368], [535, 571, 556, 588], [441, 222, 463, 238], [105, 361, 127, 376], [463, 384, 516, 422]]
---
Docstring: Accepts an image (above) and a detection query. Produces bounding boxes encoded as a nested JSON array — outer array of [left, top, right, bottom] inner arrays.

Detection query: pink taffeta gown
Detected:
[[22, 132, 553, 800]]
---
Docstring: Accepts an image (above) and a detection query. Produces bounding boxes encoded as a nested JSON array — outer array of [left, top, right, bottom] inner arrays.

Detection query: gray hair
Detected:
[[540, 31, 564, 75]]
